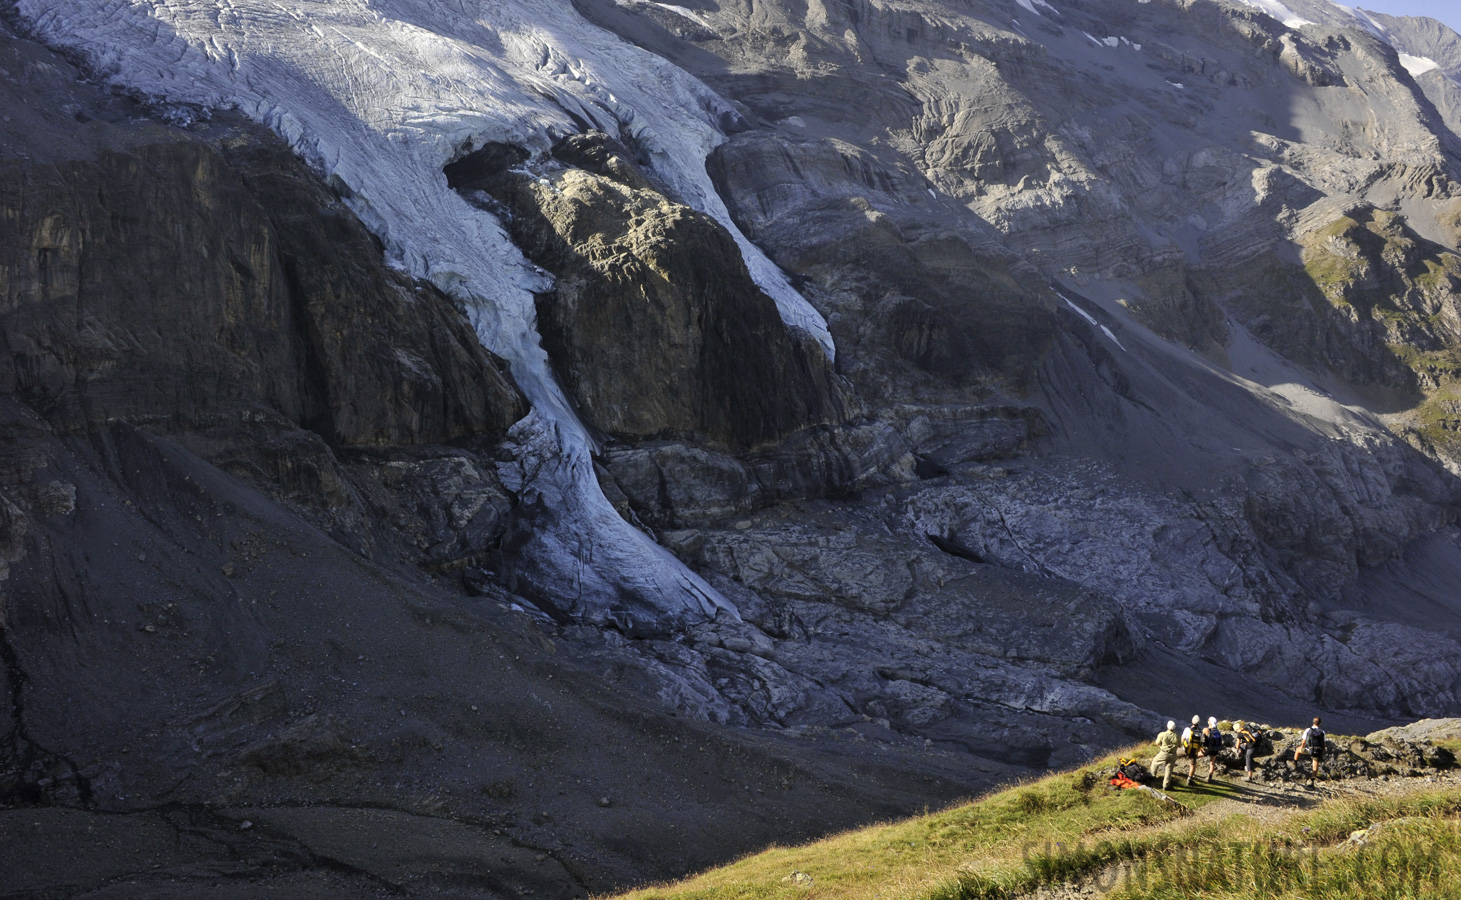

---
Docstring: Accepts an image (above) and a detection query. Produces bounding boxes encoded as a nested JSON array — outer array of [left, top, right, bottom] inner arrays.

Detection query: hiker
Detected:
[[1295, 716, 1326, 784], [1151, 720, 1181, 791], [1180, 715, 1206, 785], [1235, 720, 1260, 781], [1202, 716, 1223, 782]]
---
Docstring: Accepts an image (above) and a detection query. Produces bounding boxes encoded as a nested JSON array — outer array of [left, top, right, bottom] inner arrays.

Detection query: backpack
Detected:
[[1184, 728, 1204, 752], [1206, 727, 1223, 752], [1307, 727, 1325, 750]]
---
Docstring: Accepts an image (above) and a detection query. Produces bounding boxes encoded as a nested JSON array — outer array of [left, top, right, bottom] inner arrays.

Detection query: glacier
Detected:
[[13, 0, 826, 624]]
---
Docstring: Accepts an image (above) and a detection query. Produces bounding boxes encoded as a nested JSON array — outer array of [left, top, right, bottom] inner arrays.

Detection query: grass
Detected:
[[602, 747, 1461, 900], [1104, 791, 1461, 899], [603, 744, 1240, 900]]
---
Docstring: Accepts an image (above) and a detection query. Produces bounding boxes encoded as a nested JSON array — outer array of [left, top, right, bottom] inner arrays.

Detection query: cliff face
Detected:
[[571, 0, 1461, 723], [0, 19, 1000, 898], [446, 133, 844, 450], [8, 1, 1461, 897], [2, 138, 522, 447]]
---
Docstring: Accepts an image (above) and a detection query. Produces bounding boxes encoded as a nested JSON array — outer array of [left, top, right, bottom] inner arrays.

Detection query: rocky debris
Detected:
[[1204, 724, 1457, 784], [1367, 717, 1461, 745]]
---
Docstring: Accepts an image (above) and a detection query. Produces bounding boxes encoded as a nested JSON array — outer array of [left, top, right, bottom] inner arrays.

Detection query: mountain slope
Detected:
[[6, 0, 1461, 896]]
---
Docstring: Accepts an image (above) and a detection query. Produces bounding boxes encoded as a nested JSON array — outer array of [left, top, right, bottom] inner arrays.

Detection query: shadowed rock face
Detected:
[[0, 22, 1021, 900], [706, 132, 1059, 392], [0, 137, 522, 449], [446, 133, 845, 450]]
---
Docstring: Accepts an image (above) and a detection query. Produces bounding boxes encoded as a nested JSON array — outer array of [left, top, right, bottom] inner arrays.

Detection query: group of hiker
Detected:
[[1148, 715, 1326, 791]]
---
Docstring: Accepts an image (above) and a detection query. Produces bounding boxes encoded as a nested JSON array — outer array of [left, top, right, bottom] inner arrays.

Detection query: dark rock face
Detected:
[[0, 135, 521, 449], [706, 132, 1059, 393], [446, 133, 844, 450]]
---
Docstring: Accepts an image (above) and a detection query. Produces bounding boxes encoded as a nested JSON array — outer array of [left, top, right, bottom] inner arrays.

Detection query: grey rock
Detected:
[[446, 136, 845, 450]]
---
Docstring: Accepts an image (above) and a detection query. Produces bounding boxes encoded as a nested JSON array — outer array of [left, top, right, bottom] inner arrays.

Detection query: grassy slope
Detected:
[[604, 743, 1461, 900]]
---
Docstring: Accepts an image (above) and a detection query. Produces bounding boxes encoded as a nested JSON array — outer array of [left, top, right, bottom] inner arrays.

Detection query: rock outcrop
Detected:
[[446, 133, 844, 450]]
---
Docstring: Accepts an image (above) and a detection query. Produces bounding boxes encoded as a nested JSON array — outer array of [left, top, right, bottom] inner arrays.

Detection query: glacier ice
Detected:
[[15, 0, 817, 625]]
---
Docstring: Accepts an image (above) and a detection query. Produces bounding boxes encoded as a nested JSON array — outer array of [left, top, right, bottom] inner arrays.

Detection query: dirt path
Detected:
[[1018, 772, 1460, 899]]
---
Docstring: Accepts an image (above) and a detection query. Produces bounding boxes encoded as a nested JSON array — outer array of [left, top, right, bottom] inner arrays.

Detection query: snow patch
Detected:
[[616, 0, 711, 28], [1332, 3, 1389, 37], [1059, 294, 1126, 352], [1398, 53, 1440, 78], [1015, 0, 1058, 17], [1084, 32, 1139, 50], [1235, 0, 1313, 29]]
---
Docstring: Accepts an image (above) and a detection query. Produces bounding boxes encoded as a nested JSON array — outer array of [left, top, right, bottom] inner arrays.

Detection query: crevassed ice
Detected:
[[18, 0, 831, 356], [17, 0, 786, 623]]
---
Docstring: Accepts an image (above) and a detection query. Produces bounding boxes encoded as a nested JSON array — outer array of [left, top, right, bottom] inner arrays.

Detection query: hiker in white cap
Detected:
[[1180, 715, 1216, 785], [1202, 716, 1224, 782], [1151, 720, 1180, 791]]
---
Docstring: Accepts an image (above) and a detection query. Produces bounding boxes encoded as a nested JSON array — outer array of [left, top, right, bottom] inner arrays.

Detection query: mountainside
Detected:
[[5, 0, 1461, 896]]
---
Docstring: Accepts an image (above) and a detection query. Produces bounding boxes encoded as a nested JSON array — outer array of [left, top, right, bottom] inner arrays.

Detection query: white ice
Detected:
[[1083, 32, 1137, 50], [1235, 0, 1314, 28], [1059, 294, 1126, 351], [1398, 53, 1441, 77], [16, 0, 791, 624], [617, 0, 712, 29], [1015, 0, 1058, 18], [1330, 3, 1389, 37]]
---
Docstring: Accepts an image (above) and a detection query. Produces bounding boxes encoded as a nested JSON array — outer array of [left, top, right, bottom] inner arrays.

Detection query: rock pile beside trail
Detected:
[[1218, 719, 1458, 784]]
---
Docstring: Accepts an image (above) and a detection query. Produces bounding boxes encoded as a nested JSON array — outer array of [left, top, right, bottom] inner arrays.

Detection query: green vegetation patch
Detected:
[[606, 739, 1461, 900], [607, 745, 1238, 900], [1104, 790, 1461, 900]]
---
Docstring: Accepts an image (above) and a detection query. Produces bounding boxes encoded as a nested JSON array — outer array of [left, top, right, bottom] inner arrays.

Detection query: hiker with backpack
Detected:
[[1180, 715, 1210, 785], [1235, 720, 1260, 781], [1295, 716, 1325, 784], [1203, 716, 1224, 780], [1151, 720, 1181, 791]]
